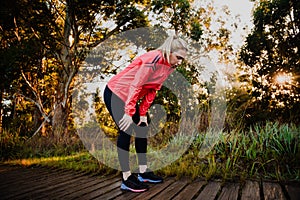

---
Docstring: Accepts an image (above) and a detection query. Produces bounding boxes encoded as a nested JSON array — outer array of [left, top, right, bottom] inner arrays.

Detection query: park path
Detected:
[[0, 164, 300, 200]]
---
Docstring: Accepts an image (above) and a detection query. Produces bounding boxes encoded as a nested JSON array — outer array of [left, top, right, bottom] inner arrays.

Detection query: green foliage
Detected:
[[0, 129, 26, 161], [214, 122, 300, 180], [190, 21, 203, 41], [1, 128, 84, 161], [225, 86, 252, 130], [240, 0, 300, 124], [167, 122, 300, 181]]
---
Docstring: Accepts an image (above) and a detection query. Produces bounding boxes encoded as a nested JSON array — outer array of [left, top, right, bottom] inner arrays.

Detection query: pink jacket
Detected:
[[107, 50, 174, 116]]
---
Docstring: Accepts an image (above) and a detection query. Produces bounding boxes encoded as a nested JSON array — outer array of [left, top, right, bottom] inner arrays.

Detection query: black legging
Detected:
[[103, 86, 148, 172]]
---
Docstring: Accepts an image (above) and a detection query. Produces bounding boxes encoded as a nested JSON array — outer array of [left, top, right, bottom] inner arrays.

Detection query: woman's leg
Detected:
[[104, 86, 149, 173], [134, 128, 148, 166], [103, 86, 150, 192], [103, 86, 132, 173], [133, 113, 163, 184], [132, 112, 149, 172]]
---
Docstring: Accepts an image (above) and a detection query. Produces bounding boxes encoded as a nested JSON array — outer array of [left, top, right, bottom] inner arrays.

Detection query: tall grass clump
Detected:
[[0, 129, 26, 161], [1, 127, 85, 162], [212, 122, 300, 181], [158, 121, 300, 182]]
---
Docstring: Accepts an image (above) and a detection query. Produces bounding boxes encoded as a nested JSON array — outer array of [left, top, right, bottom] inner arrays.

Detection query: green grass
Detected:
[[3, 152, 117, 176], [165, 121, 300, 181], [1, 121, 300, 182]]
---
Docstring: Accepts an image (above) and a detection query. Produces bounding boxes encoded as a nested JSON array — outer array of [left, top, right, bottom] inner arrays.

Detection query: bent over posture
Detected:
[[103, 35, 188, 193]]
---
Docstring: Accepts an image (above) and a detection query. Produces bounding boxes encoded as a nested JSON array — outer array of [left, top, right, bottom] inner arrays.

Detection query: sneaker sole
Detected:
[[120, 183, 148, 193], [138, 175, 163, 183]]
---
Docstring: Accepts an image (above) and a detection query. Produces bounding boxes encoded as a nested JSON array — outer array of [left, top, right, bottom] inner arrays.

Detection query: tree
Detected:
[[1, 0, 152, 139], [0, 0, 48, 134], [240, 0, 300, 123], [1, 0, 238, 140]]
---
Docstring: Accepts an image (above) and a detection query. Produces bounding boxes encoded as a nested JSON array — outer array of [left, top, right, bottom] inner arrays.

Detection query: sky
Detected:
[[214, 0, 255, 48], [216, 0, 255, 22]]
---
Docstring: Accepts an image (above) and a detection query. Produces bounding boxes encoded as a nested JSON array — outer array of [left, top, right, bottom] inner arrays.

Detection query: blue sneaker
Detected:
[[120, 174, 149, 193], [138, 169, 163, 183]]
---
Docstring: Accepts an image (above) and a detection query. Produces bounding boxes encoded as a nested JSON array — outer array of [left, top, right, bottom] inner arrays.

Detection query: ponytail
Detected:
[[157, 35, 188, 63]]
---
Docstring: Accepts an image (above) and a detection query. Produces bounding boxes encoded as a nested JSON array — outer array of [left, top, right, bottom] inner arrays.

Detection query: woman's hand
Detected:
[[119, 114, 133, 131], [137, 116, 148, 126]]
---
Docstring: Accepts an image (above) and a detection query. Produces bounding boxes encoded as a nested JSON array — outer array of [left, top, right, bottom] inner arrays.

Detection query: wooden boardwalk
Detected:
[[0, 164, 300, 200]]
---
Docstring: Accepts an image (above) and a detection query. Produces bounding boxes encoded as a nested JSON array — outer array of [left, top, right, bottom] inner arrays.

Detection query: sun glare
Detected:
[[274, 73, 293, 85]]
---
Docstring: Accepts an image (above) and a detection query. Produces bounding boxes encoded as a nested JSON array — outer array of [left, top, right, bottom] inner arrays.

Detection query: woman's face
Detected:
[[169, 49, 187, 67]]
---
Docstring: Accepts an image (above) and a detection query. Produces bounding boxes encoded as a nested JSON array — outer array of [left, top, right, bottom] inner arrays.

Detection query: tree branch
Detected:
[[18, 93, 50, 123], [62, 66, 77, 108], [88, 4, 152, 49], [29, 118, 47, 139]]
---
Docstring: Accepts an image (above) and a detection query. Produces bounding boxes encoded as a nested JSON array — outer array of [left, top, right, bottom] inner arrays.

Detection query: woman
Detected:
[[103, 35, 188, 192]]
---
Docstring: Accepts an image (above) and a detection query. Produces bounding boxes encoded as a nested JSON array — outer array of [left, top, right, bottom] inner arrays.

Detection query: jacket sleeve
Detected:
[[124, 63, 154, 116], [138, 88, 157, 116]]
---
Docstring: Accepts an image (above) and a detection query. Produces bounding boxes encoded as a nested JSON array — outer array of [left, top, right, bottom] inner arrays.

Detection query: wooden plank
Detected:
[[54, 177, 109, 199], [61, 176, 120, 199], [285, 183, 300, 200], [0, 167, 40, 178], [97, 187, 124, 200], [1, 170, 81, 198], [0, 171, 49, 190], [263, 182, 286, 200], [0, 165, 20, 173], [241, 181, 260, 200], [0, 170, 87, 199], [114, 188, 143, 200], [131, 178, 176, 200], [195, 181, 222, 200], [34, 176, 99, 197], [172, 180, 206, 200], [79, 180, 120, 199], [0, 167, 72, 188], [218, 182, 239, 200], [0, 167, 57, 187], [28, 173, 101, 199], [1, 165, 297, 200], [151, 179, 189, 200]]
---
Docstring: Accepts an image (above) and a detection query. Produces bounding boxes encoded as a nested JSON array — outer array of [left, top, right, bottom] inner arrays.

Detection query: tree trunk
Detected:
[[32, 106, 42, 135], [52, 101, 68, 141], [50, 0, 73, 142]]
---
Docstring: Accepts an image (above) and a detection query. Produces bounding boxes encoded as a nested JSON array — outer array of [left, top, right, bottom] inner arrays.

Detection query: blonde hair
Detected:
[[157, 35, 188, 63]]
